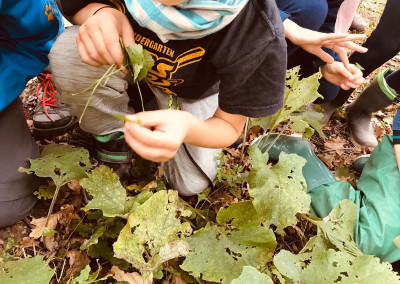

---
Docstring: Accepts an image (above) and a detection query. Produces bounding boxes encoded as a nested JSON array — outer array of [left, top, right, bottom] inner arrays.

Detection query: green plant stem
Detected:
[[45, 184, 62, 228], [239, 118, 249, 164], [298, 213, 318, 226], [137, 82, 145, 112]]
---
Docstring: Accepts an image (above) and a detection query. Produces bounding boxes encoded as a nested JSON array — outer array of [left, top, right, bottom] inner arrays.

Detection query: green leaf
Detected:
[[250, 67, 322, 131], [81, 166, 127, 217], [113, 190, 192, 273], [34, 184, 56, 200], [0, 256, 54, 284], [81, 226, 106, 251], [42, 227, 57, 236], [231, 266, 273, 284], [248, 149, 310, 234], [181, 201, 276, 283], [72, 264, 111, 284], [302, 200, 363, 257], [121, 41, 154, 83], [19, 144, 91, 188], [274, 249, 400, 284]]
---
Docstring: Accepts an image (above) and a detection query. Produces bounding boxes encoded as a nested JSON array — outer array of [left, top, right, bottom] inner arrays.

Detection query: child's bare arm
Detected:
[[123, 108, 247, 162], [394, 145, 400, 171]]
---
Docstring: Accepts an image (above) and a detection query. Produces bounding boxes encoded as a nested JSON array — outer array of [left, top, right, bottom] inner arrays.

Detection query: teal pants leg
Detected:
[[310, 135, 400, 263]]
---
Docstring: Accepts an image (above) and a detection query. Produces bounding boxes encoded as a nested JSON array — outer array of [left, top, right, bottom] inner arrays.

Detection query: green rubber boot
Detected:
[[253, 134, 336, 191]]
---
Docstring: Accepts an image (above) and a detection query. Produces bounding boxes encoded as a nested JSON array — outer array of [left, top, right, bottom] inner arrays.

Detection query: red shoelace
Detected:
[[36, 73, 58, 121]]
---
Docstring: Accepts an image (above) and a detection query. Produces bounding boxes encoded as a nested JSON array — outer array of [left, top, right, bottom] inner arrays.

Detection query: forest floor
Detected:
[[1, 0, 399, 283]]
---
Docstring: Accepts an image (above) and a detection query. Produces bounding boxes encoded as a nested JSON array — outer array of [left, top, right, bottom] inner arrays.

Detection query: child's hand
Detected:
[[283, 19, 367, 69], [123, 110, 190, 162], [73, 4, 134, 68], [321, 62, 365, 90]]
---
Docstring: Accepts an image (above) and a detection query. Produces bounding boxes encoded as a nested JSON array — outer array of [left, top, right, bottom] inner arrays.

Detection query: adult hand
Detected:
[[283, 19, 367, 69], [321, 62, 365, 90], [72, 3, 134, 68], [123, 110, 190, 162]]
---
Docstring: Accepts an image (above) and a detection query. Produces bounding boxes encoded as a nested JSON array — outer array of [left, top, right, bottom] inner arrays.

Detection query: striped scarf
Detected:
[[124, 0, 249, 42]]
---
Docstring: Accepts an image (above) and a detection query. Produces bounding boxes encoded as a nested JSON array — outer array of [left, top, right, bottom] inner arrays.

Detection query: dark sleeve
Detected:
[[59, 0, 113, 18], [393, 106, 400, 144], [313, 0, 344, 68], [212, 0, 286, 118]]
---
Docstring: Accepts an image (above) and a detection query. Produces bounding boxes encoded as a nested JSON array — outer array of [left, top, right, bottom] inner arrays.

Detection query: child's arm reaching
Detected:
[[123, 108, 247, 162]]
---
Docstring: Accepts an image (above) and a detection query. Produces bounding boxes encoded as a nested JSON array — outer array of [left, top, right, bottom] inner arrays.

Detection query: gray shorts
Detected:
[[49, 26, 220, 196]]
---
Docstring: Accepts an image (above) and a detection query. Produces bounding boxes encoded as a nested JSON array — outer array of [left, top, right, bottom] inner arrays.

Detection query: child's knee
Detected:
[[283, 0, 328, 31], [0, 195, 37, 228]]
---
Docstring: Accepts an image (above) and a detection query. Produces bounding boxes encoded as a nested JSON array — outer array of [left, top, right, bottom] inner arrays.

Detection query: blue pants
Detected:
[[276, 0, 344, 103]]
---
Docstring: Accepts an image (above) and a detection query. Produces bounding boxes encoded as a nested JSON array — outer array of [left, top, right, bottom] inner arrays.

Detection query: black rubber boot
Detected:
[[346, 69, 396, 148], [93, 132, 133, 182], [319, 88, 354, 125]]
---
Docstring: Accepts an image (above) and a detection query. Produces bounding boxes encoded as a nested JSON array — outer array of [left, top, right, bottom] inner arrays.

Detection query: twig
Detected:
[[239, 118, 249, 164], [44, 184, 62, 228], [298, 213, 318, 225]]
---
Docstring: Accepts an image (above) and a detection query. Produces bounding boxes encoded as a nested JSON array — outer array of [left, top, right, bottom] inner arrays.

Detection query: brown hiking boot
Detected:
[[32, 72, 75, 137]]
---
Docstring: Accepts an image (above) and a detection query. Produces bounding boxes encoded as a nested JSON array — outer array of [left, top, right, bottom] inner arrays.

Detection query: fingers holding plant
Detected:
[[123, 110, 190, 162], [74, 5, 134, 68], [321, 61, 365, 90]]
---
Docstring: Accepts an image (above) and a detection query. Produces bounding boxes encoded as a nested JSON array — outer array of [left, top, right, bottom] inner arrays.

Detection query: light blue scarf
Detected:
[[125, 0, 249, 42]]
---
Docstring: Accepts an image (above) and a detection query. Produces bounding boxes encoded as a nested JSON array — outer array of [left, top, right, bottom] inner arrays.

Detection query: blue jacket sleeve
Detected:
[[393, 106, 400, 144]]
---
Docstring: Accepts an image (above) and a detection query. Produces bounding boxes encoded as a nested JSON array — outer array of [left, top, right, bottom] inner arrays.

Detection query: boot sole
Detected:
[[349, 133, 377, 150], [32, 116, 76, 138]]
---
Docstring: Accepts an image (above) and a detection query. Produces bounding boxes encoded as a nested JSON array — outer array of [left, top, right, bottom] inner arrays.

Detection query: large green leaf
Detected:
[[274, 249, 400, 284], [113, 190, 192, 273], [302, 200, 362, 257], [181, 201, 276, 283], [0, 256, 54, 284], [231, 266, 273, 284], [19, 144, 91, 188], [81, 166, 127, 217], [248, 146, 311, 234], [250, 67, 322, 134]]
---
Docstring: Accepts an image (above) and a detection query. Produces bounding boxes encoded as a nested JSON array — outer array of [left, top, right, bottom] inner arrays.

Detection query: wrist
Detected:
[[72, 3, 109, 25]]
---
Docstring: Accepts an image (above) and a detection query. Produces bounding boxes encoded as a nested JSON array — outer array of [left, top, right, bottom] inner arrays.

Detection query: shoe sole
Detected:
[[32, 116, 77, 138]]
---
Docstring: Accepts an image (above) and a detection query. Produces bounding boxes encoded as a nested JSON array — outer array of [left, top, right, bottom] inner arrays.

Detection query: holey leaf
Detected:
[[81, 166, 127, 217], [231, 266, 273, 284], [250, 67, 322, 130], [274, 249, 400, 284], [19, 144, 91, 188], [0, 256, 54, 284], [248, 145, 311, 234], [181, 201, 276, 283], [113, 190, 192, 273]]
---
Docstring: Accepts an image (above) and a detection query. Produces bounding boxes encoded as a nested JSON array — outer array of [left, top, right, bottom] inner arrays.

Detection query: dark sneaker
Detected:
[[32, 72, 75, 137]]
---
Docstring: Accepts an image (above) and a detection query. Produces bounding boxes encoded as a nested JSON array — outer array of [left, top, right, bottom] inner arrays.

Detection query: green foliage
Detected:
[[113, 191, 192, 275], [80, 166, 127, 217], [121, 41, 155, 83], [248, 145, 310, 234], [274, 249, 400, 284], [19, 144, 91, 188], [216, 152, 244, 187], [181, 201, 276, 283], [42, 227, 57, 236], [34, 184, 56, 200], [0, 256, 54, 284], [81, 226, 106, 251], [71, 264, 111, 284], [231, 266, 273, 284], [251, 67, 322, 129]]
